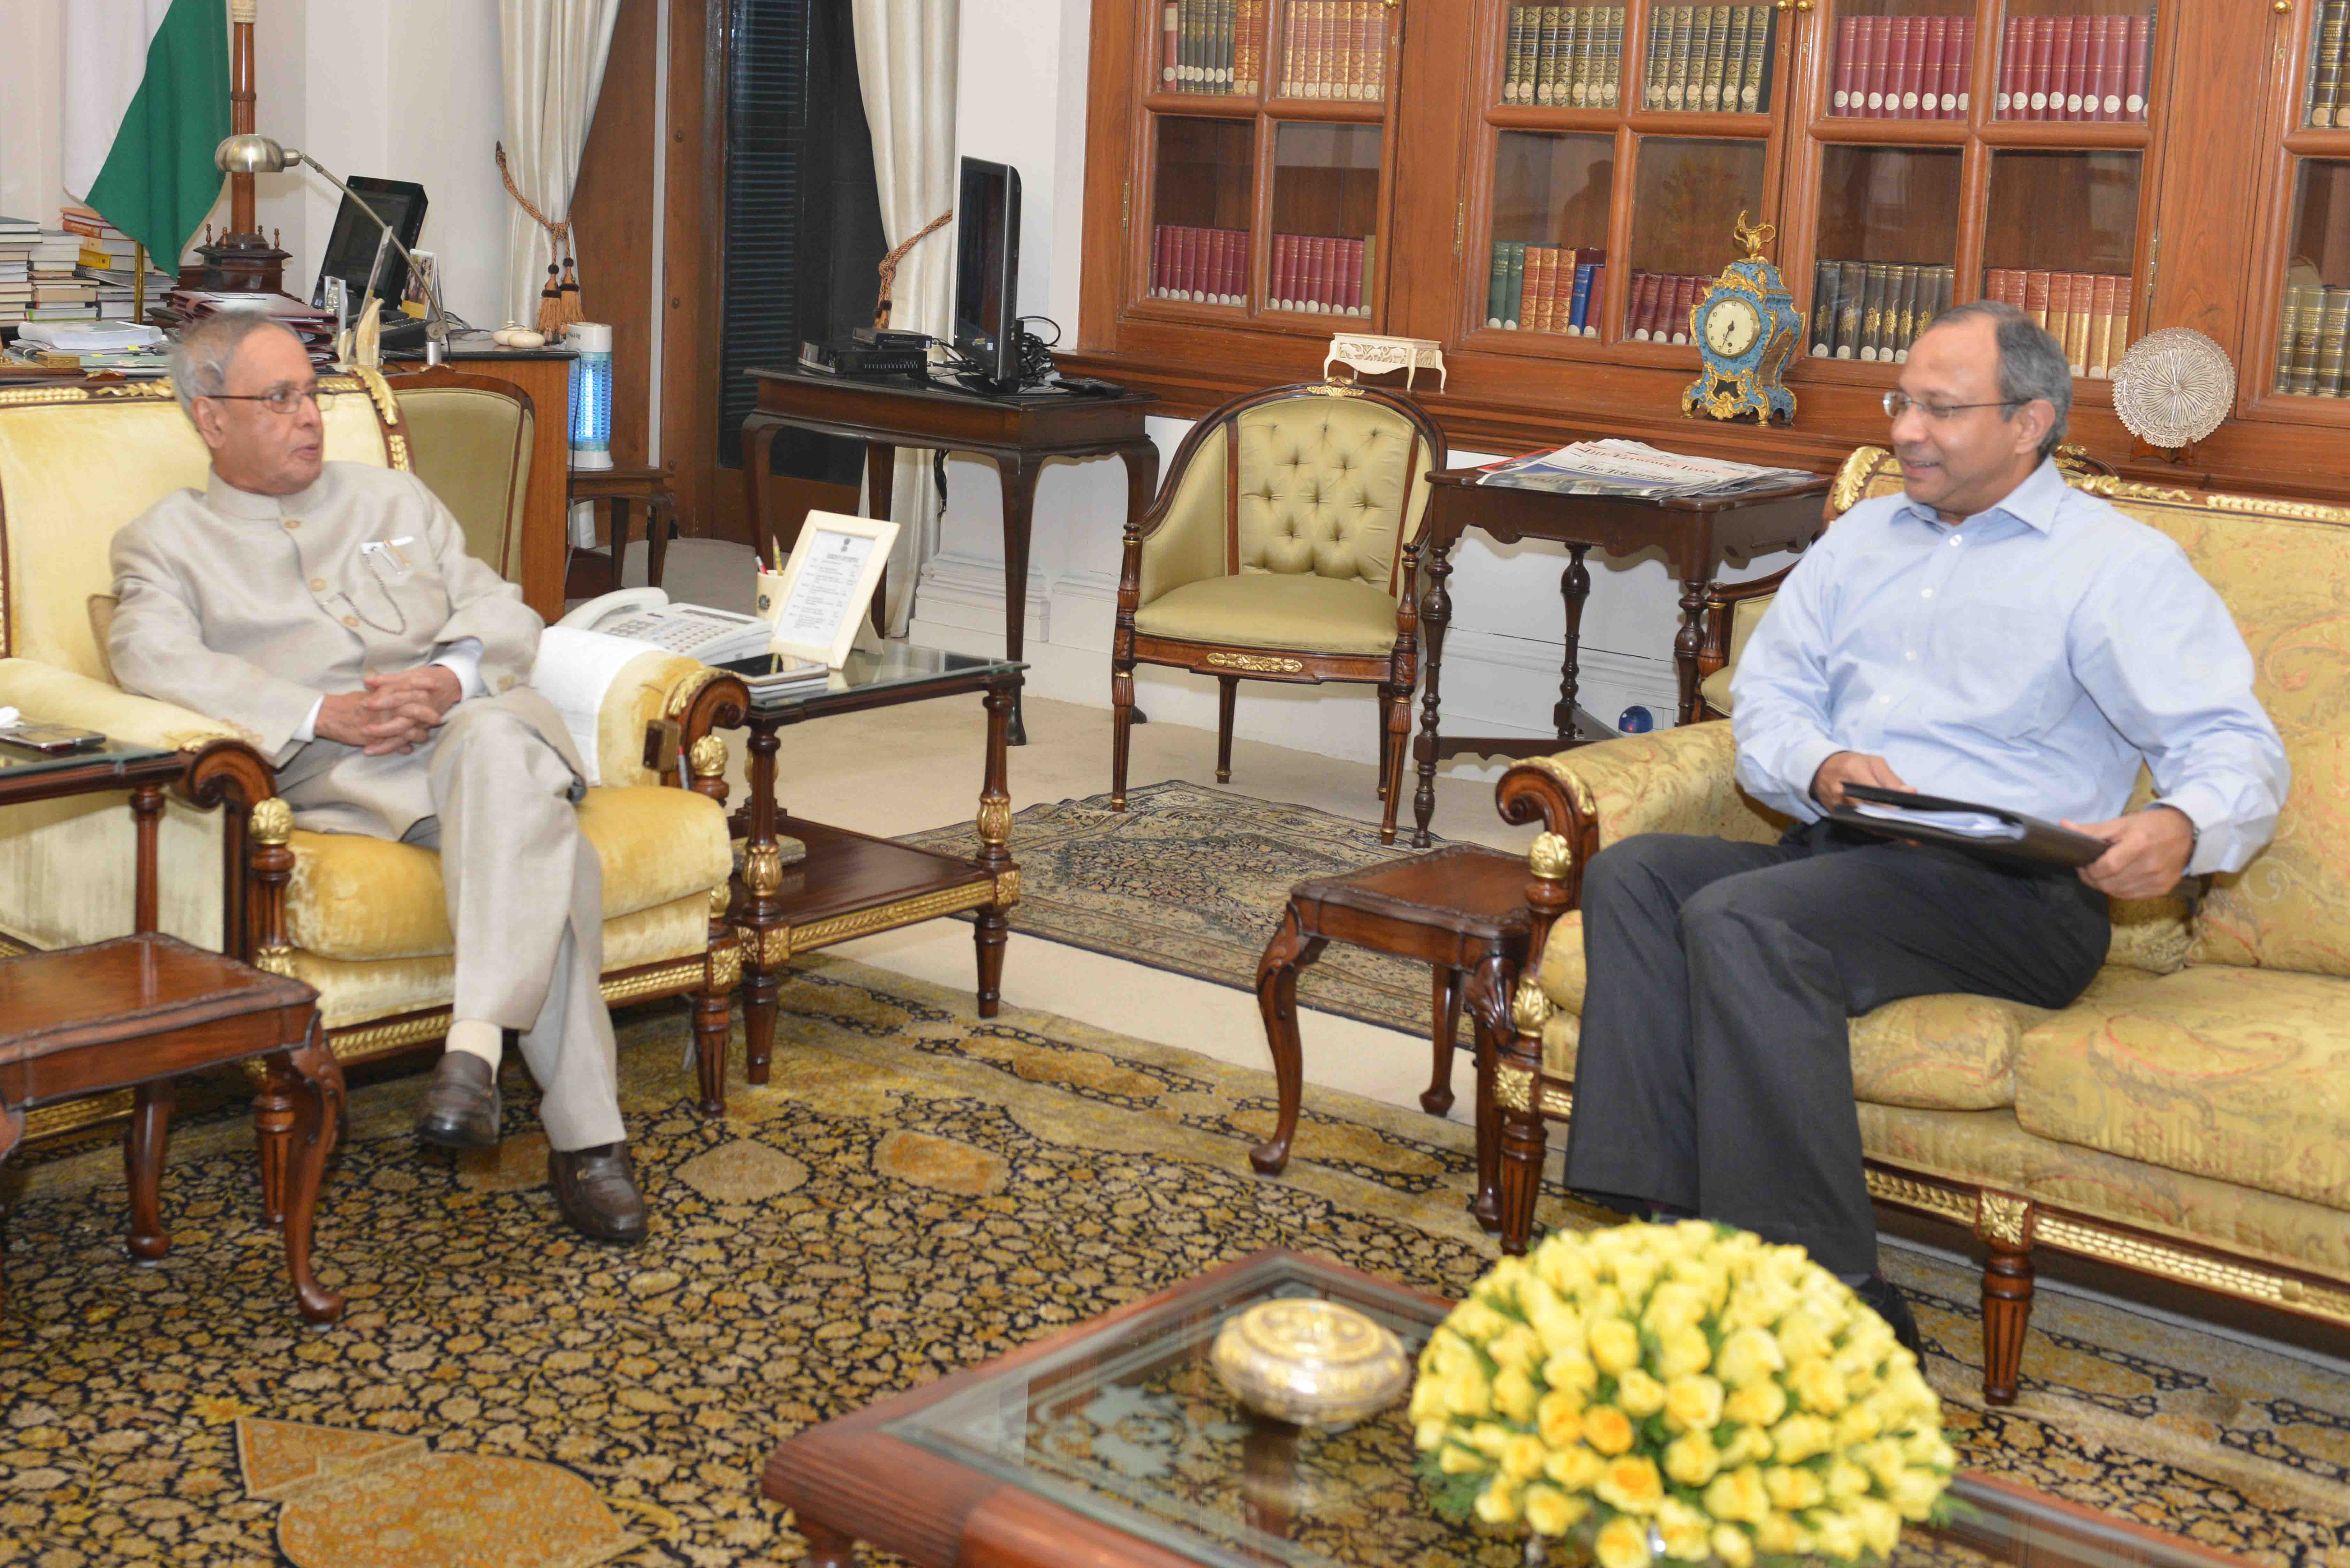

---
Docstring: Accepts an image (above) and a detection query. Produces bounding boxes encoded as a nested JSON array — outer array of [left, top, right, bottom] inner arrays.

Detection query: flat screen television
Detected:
[[310, 176, 428, 314], [953, 157, 1021, 390]]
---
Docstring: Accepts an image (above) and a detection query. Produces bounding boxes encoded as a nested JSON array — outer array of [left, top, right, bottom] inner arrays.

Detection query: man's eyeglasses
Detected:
[[1883, 391, 2027, 421], [205, 383, 324, 416]]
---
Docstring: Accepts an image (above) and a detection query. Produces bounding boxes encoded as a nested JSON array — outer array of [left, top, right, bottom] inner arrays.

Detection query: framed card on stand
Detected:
[[767, 510, 900, 667]]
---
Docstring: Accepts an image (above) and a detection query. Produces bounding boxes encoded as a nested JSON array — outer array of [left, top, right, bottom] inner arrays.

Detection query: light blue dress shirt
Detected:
[[1729, 458, 2288, 877]]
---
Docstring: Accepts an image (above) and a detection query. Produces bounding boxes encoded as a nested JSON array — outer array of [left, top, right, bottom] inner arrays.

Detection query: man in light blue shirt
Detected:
[[1566, 301, 2287, 1355]]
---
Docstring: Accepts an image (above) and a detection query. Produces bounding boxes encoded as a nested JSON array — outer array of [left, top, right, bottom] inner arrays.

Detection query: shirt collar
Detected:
[[1892, 457, 2067, 535], [205, 465, 337, 522]]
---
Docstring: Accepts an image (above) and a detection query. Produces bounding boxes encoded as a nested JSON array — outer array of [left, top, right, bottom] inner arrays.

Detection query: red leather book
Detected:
[[1587, 261, 1606, 335], [1342, 237, 1364, 313], [1365, 3, 1389, 98], [1833, 14, 1859, 113], [2123, 15, 2151, 121], [2087, 272, 2120, 376], [1952, 17, 1972, 117], [2029, 16, 2057, 120], [1877, 15, 1904, 116], [1862, 16, 1891, 117], [1996, 16, 2022, 117], [1629, 270, 1656, 339], [2021, 268, 2051, 330], [1226, 228, 1248, 302], [1645, 270, 1673, 340], [1268, 232, 1290, 308], [1152, 226, 1169, 294], [2048, 16, 2073, 120], [1163, 2, 1181, 86], [1168, 226, 1189, 298], [1678, 275, 1706, 343], [2043, 271, 2074, 361], [2065, 16, 2093, 120], [1903, 14, 1930, 116], [1203, 228, 1225, 302], [2093, 15, 2123, 121], [1921, 17, 1948, 119], [1527, 246, 1555, 332]]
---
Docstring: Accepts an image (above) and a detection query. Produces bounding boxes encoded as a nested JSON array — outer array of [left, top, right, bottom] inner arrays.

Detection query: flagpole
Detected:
[[134, 243, 147, 321]]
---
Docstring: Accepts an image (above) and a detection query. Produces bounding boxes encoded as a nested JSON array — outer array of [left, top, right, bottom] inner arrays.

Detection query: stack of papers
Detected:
[[1848, 800, 2025, 841], [1478, 439, 1812, 499]]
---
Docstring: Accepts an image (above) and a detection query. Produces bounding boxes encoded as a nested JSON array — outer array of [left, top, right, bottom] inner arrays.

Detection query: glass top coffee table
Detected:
[[762, 1250, 2250, 1568]]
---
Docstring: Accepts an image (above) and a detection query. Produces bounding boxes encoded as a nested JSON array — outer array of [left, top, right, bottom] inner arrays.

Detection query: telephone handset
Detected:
[[554, 588, 777, 664]]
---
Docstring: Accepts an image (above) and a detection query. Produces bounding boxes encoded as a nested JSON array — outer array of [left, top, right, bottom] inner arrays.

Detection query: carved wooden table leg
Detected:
[[743, 418, 788, 567], [1411, 531, 1456, 848], [125, 1078, 175, 1262], [1424, 966, 1461, 1116], [1472, 954, 1545, 1254], [607, 497, 633, 593], [278, 1020, 346, 1324], [1251, 903, 1328, 1176], [1675, 574, 1715, 726], [1470, 1012, 1503, 1233], [973, 681, 1018, 1017], [995, 453, 1037, 746], [1556, 545, 1591, 741], [1977, 1193, 2037, 1406], [736, 721, 784, 1091]]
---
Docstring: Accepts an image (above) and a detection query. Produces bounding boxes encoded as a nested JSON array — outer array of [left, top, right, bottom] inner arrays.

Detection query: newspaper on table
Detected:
[[1476, 439, 1811, 499]]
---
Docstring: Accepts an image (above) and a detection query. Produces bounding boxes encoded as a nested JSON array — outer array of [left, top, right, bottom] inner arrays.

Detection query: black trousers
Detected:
[[1565, 822, 2109, 1276]]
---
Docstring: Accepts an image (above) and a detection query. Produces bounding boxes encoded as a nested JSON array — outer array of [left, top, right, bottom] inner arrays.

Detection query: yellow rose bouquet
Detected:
[[1412, 1222, 1953, 1566]]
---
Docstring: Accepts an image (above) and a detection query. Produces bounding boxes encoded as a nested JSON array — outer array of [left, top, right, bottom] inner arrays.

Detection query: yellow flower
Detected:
[[1832, 1401, 1884, 1448], [1452, 1300, 1507, 1341], [1470, 1421, 1514, 1457], [1754, 1512, 1811, 1557], [1543, 1349, 1600, 1396], [1661, 1373, 1724, 1434], [1474, 1478, 1521, 1526], [1722, 1380, 1786, 1429], [1662, 1429, 1721, 1489], [1891, 1467, 1948, 1522], [1711, 1524, 1756, 1568], [1503, 1433, 1550, 1482], [1409, 1377, 1445, 1425], [1715, 1326, 1786, 1387], [1643, 1281, 1709, 1338], [1535, 1239, 1597, 1297], [1825, 1459, 1871, 1500], [1544, 1443, 1610, 1491], [1523, 1484, 1589, 1537], [1582, 1404, 1637, 1456], [1850, 1496, 1902, 1556], [1719, 1425, 1775, 1467], [1494, 1365, 1539, 1424], [1596, 1455, 1667, 1515], [1861, 1439, 1907, 1492], [1902, 1428, 1956, 1472], [1808, 1508, 1864, 1561], [1762, 1465, 1826, 1512], [1725, 1278, 1797, 1330], [1610, 1254, 1662, 1302], [1443, 1368, 1492, 1420], [1703, 1464, 1772, 1525], [1414, 1419, 1448, 1451], [1657, 1499, 1714, 1562], [1490, 1323, 1543, 1376], [1531, 1300, 1585, 1359], [1439, 1441, 1489, 1475], [1595, 1514, 1654, 1568], [1588, 1317, 1641, 1375], [1771, 1413, 1835, 1465], [1654, 1326, 1713, 1381], [1536, 1389, 1585, 1449], [1616, 1368, 1666, 1418], [1775, 1308, 1835, 1365], [1789, 1357, 1850, 1415]]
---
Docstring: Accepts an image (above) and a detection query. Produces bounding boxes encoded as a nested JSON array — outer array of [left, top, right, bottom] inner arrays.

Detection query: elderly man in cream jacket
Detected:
[[107, 310, 645, 1245]]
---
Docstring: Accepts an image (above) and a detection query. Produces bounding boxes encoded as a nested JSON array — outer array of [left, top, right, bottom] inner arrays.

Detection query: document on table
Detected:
[[773, 532, 878, 652]]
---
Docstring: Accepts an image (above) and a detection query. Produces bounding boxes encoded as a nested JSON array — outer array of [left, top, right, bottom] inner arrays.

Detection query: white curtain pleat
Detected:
[[851, 0, 959, 637], [498, 0, 623, 327]]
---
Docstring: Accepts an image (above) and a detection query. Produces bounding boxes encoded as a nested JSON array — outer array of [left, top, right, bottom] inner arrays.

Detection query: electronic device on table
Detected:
[[309, 175, 428, 316], [0, 720, 106, 756], [952, 156, 1023, 392], [799, 328, 931, 380], [554, 588, 779, 665]]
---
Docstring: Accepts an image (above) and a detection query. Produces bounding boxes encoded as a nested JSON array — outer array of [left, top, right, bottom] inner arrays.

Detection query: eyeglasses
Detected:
[[205, 383, 323, 416], [1883, 391, 2027, 421]]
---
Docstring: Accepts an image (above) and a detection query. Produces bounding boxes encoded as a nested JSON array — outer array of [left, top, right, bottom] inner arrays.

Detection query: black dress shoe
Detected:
[[1853, 1274, 1925, 1360], [549, 1142, 648, 1246], [414, 1052, 501, 1150]]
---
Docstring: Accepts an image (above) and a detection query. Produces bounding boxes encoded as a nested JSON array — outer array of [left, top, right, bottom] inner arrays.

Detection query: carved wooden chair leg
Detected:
[[253, 1057, 297, 1227], [1375, 689, 1393, 799], [1215, 675, 1239, 783], [125, 1078, 176, 1262], [1250, 904, 1326, 1175], [693, 970, 732, 1118], [1469, 954, 1544, 1252], [1424, 966, 1461, 1116], [1110, 658, 1136, 811], [1378, 684, 1411, 844], [1978, 1194, 2038, 1405]]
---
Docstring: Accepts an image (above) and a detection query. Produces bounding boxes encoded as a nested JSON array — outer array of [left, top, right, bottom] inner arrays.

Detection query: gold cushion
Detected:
[[284, 785, 731, 961], [2015, 964, 2350, 1211], [1233, 396, 1428, 591], [1132, 572, 1402, 656], [1524, 725, 1785, 850]]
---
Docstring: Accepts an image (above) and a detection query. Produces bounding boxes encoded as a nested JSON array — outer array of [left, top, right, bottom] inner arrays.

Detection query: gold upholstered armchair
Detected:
[[1112, 382, 1445, 843], [389, 366, 535, 577], [0, 374, 747, 1195]]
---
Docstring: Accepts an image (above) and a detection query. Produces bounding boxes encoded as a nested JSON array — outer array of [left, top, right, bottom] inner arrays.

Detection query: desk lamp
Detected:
[[214, 134, 448, 367]]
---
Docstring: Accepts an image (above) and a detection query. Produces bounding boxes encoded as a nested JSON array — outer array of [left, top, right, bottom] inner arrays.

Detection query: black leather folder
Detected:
[[1826, 783, 2110, 869]]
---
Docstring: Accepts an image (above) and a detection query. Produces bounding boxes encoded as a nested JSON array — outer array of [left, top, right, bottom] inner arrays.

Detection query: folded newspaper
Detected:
[[1476, 439, 1811, 499]]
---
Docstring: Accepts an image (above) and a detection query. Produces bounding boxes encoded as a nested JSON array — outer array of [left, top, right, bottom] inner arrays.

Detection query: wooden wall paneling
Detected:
[[2141, 0, 2273, 357], [1080, 1, 1143, 350], [664, 0, 736, 543], [569, 0, 659, 476]]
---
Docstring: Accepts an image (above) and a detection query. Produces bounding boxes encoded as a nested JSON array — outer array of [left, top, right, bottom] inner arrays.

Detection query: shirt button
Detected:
[[1921, 588, 1934, 598], [343, 615, 360, 628], [309, 578, 326, 592], [284, 519, 301, 531]]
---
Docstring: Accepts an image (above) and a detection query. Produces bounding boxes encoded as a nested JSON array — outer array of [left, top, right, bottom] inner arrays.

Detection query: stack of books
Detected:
[[1982, 269, 2134, 379], [1160, 0, 1264, 96], [63, 205, 175, 319], [26, 231, 98, 322], [1277, 1, 1389, 99], [1501, 6, 1626, 108], [1485, 243, 1606, 335], [1151, 225, 1249, 305], [1993, 12, 2153, 122], [1808, 261, 1954, 363], [1626, 272, 1714, 345], [2307, 0, 2350, 127], [2273, 282, 2350, 397], [1829, 15, 1975, 118], [1639, 5, 1776, 114], [1269, 233, 1371, 315], [0, 216, 33, 327]]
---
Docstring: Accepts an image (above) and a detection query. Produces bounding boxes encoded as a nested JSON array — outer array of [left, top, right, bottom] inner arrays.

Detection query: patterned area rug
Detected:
[[1, 958, 2346, 1565], [901, 779, 1474, 1040]]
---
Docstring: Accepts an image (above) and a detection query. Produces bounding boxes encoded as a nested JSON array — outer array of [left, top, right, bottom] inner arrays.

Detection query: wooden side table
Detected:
[[570, 464, 677, 593], [1250, 844, 1534, 1232]]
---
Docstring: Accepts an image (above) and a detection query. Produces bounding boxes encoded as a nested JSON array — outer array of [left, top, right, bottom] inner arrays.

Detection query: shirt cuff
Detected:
[[293, 695, 323, 744], [432, 638, 487, 700], [2154, 787, 2222, 877]]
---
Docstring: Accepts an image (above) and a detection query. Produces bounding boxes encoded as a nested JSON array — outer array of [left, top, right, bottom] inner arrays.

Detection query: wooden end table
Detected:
[[1252, 846, 1534, 1233], [570, 464, 678, 593]]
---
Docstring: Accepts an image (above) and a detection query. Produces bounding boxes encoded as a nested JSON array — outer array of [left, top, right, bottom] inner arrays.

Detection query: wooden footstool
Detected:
[[1251, 844, 1534, 1232], [0, 933, 342, 1323]]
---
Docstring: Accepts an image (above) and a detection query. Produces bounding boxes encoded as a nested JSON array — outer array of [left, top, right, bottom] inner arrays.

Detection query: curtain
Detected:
[[851, 0, 959, 636], [497, 0, 622, 327]]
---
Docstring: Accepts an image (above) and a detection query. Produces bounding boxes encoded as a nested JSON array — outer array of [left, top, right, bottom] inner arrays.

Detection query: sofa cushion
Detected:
[[1133, 572, 1401, 656], [2015, 965, 2350, 1212], [285, 785, 731, 961], [1233, 395, 1425, 591]]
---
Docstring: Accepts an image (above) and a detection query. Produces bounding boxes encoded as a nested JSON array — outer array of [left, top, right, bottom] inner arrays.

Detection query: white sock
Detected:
[[446, 1018, 503, 1069]]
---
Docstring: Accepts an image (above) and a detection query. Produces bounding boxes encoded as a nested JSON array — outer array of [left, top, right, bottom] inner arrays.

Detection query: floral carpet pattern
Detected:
[[899, 779, 1475, 1039], [0, 956, 2343, 1565]]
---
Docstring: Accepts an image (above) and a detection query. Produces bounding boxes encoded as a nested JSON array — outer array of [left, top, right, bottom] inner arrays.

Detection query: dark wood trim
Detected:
[[660, 0, 732, 544]]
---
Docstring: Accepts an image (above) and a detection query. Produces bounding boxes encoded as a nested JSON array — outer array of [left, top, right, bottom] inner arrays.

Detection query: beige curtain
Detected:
[[852, 0, 959, 636], [497, 0, 622, 326]]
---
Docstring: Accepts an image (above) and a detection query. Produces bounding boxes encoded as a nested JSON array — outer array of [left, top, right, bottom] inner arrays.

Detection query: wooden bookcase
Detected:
[[1074, 0, 2348, 498]]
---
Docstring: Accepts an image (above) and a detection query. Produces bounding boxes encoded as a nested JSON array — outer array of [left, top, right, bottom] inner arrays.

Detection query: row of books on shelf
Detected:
[[2306, 1, 2350, 129], [1501, 6, 1624, 108], [1153, 225, 1249, 304], [1161, 0, 1263, 96], [1158, 0, 1388, 100], [1484, 243, 1606, 335], [1982, 268, 2135, 379], [2274, 282, 2350, 397], [1149, 225, 1374, 315], [1829, 16, 1973, 120], [1640, 6, 1775, 115], [1808, 261, 1952, 364], [1990, 13, 2152, 123], [1626, 272, 1714, 344]]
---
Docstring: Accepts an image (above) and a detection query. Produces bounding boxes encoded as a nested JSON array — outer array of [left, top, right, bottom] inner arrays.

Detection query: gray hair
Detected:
[[1923, 299, 2072, 460], [169, 310, 304, 418]]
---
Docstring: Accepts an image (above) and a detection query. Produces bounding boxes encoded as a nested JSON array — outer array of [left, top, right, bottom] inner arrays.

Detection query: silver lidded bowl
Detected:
[[1209, 1298, 1411, 1428]]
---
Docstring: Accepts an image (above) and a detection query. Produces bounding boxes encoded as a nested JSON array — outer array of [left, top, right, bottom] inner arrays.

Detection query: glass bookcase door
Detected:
[[1805, 145, 1960, 363], [1154, 0, 1271, 100], [1272, 0, 1394, 102], [1483, 131, 1617, 334], [1624, 136, 1770, 345], [1990, 1, 2157, 124], [1634, 2, 1778, 117], [1981, 148, 2143, 378], [1148, 118, 1257, 306], [2267, 160, 2350, 399], [1823, 1, 1977, 122], [1267, 121, 1383, 316]]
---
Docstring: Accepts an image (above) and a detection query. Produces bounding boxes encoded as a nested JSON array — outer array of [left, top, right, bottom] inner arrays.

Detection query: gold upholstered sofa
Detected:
[[0, 373, 747, 1184], [1487, 446, 2350, 1404]]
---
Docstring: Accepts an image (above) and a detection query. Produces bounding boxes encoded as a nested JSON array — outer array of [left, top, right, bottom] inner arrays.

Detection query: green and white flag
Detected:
[[63, 0, 231, 263]]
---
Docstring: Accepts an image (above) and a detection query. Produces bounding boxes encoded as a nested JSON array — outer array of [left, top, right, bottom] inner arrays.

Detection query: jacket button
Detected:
[[343, 615, 359, 628], [284, 519, 301, 530], [309, 578, 326, 592]]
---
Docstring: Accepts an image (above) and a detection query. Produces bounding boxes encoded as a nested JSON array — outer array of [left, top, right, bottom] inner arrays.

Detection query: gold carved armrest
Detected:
[[596, 654, 749, 794], [0, 658, 254, 751]]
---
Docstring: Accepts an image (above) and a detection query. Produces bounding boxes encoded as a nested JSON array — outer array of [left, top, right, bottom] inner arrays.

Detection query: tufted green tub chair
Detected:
[[1111, 382, 1445, 843]]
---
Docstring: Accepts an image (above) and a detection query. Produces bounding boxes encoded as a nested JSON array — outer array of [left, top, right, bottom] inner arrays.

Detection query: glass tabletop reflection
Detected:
[[715, 643, 1023, 713]]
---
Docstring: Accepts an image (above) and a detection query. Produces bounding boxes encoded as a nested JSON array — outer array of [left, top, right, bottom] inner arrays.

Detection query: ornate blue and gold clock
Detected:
[[1681, 213, 1802, 426]]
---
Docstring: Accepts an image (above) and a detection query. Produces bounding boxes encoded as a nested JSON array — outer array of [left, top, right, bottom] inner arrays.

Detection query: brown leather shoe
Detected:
[[548, 1142, 648, 1246], [414, 1052, 501, 1150]]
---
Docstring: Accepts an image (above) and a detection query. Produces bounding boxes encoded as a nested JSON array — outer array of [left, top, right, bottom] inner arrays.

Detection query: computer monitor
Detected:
[[310, 176, 428, 314], [953, 158, 1021, 390]]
